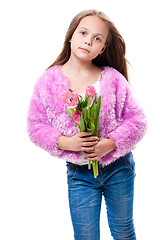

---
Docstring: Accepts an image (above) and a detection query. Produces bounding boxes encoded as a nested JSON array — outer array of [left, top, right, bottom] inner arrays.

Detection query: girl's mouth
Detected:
[[79, 47, 90, 53]]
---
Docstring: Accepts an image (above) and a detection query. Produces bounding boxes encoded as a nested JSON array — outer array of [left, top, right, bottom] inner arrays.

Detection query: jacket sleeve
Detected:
[[27, 76, 64, 158], [107, 73, 147, 160]]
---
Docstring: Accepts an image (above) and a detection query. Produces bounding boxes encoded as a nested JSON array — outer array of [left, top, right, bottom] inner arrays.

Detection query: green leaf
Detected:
[[90, 101, 95, 118], [90, 121, 95, 133], [84, 119, 88, 128], [87, 108, 90, 119], [82, 108, 87, 120], [83, 95, 91, 108], [77, 100, 84, 110], [93, 96, 101, 136], [80, 113, 85, 132], [96, 96, 101, 112], [65, 109, 72, 117], [69, 89, 73, 92], [70, 109, 75, 113]]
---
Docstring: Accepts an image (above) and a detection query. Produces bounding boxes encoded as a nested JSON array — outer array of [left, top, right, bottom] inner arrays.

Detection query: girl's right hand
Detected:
[[58, 132, 99, 152], [69, 132, 99, 152]]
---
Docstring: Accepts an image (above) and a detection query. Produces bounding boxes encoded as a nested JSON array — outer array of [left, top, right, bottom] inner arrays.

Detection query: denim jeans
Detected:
[[67, 152, 136, 240]]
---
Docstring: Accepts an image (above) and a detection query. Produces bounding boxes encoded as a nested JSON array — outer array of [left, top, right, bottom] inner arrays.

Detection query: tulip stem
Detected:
[[89, 160, 98, 178], [88, 160, 91, 170]]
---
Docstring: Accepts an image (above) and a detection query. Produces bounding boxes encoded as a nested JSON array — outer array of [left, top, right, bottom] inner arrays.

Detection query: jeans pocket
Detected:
[[123, 152, 135, 175], [66, 162, 77, 186]]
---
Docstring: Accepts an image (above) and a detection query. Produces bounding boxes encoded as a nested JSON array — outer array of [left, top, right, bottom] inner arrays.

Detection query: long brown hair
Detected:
[[48, 9, 129, 81]]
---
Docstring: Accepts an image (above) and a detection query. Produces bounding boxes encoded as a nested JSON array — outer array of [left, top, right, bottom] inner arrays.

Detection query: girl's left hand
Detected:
[[84, 138, 116, 161]]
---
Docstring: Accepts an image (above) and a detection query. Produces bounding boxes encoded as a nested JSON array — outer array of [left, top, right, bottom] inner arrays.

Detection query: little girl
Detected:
[[27, 9, 147, 240]]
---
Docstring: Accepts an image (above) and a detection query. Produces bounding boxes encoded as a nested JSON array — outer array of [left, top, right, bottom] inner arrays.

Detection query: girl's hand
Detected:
[[84, 138, 116, 161], [58, 132, 99, 152]]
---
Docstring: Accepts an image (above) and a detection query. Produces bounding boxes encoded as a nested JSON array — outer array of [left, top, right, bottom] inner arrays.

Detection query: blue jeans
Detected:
[[67, 152, 136, 240]]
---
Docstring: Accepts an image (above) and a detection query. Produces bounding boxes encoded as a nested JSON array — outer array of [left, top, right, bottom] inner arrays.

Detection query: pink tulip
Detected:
[[71, 110, 81, 123], [61, 90, 79, 109], [85, 86, 95, 106]]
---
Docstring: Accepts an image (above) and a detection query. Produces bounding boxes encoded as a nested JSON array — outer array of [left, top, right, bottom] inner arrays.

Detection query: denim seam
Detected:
[[99, 166, 104, 185], [123, 158, 135, 175], [68, 165, 77, 186]]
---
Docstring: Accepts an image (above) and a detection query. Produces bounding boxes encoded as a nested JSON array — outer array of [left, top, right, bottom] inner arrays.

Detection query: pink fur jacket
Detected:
[[27, 65, 147, 166]]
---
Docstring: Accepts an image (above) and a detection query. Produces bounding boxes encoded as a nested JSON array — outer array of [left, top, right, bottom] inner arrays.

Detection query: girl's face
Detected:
[[70, 16, 108, 62]]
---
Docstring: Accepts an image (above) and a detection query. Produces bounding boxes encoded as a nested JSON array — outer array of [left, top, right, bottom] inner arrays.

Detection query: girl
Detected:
[[27, 9, 147, 240]]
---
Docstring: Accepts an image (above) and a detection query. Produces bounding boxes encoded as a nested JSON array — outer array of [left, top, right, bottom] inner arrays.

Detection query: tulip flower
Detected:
[[72, 110, 81, 123], [61, 90, 78, 109], [85, 86, 95, 106]]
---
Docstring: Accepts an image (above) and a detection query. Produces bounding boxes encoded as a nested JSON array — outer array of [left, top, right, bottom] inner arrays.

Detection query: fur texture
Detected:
[[27, 65, 147, 166]]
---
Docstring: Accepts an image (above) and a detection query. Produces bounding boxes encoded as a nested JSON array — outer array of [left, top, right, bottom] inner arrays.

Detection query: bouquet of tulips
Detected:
[[61, 86, 101, 178]]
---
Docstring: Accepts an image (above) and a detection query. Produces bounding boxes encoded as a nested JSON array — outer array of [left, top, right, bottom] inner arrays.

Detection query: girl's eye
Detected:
[[80, 31, 86, 36], [95, 37, 101, 41]]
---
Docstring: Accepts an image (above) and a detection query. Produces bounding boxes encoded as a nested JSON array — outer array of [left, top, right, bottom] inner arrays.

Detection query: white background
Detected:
[[0, 0, 159, 239]]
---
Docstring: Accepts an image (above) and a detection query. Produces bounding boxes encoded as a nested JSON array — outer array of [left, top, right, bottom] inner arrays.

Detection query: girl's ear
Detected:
[[99, 45, 107, 55]]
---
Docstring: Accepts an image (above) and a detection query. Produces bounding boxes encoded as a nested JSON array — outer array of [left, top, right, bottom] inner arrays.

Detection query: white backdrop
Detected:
[[0, 0, 159, 239]]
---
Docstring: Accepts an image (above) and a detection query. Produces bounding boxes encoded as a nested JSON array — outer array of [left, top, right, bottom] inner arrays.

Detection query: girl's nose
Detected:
[[85, 37, 92, 46], [85, 42, 91, 46]]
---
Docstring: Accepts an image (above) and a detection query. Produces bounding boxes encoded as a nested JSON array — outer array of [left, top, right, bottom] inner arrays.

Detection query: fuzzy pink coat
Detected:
[[27, 65, 147, 166]]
